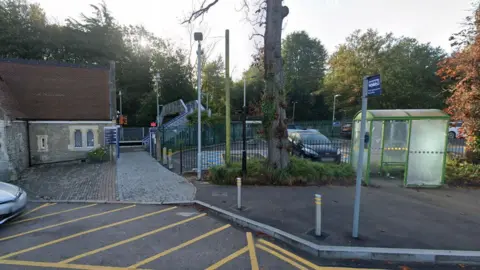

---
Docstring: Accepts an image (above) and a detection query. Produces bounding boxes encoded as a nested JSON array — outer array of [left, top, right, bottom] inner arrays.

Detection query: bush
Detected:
[[445, 155, 480, 186], [87, 147, 108, 163], [207, 157, 355, 186]]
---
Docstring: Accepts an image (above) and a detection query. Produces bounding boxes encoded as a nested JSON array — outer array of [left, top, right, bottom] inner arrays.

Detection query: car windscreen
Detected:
[[299, 133, 331, 144]]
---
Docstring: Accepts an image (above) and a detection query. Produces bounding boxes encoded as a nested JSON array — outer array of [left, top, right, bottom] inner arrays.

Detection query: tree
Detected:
[[282, 31, 327, 120], [184, 0, 290, 169], [323, 29, 445, 118], [202, 56, 225, 114], [437, 4, 480, 161]]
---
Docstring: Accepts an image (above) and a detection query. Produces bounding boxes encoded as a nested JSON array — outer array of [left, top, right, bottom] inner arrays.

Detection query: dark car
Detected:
[[340, 122, 352, 138], [289, 131, 341, 163]]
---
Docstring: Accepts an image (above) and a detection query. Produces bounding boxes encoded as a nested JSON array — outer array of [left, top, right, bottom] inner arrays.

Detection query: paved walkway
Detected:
[[16, 161, 117, 201], [116, 150, 195, 202], [194, 180, 480, 251]]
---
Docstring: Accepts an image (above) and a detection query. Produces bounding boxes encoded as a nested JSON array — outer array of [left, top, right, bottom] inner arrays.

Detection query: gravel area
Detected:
[[116, 151, 195, 202]]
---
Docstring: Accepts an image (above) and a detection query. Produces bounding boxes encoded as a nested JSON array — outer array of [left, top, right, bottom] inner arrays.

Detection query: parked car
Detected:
[[287, 124, 317, 134], [288, 131, 341, 163], [340, 122, 352, 138], [0, 181, 27, 224], [449, 121, 465, 139]]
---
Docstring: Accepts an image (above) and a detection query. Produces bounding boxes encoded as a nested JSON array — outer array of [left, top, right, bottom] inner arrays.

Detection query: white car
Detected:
[[0, 181, 27, 224], [448, 121, 464, 139]]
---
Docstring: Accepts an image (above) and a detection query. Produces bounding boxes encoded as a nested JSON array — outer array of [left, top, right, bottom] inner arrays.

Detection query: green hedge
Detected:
[[207, 157, 355, 186], [445, 156, 480, 186]]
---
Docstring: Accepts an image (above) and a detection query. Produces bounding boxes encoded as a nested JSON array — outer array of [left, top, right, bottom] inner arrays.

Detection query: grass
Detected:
[[206, 157, 355, 186], [445, 155, 480, 187]]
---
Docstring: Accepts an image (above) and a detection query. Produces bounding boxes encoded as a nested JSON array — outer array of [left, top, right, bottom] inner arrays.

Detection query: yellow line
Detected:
[[0, 205, 134, 242], [10, 203, 96, 225], [129, 224, 231, 269], [256, 244, 308, 270], [205, 246, 249, 270], [258, 238, 321, 269], [60, 213, 207, 263], [246, 232, 259, 270], [0, 259, 128, 270], [0, 206, 176, 260], [19, 203, 56, 217]]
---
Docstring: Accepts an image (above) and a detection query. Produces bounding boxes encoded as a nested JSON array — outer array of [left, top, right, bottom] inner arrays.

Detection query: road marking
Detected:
[[129, 224, 231, 268], [10, 204, 97, 225], [205, 246, 249, 270], [0, 205, 134, 242], [0, 259, 129, 270], [246, 232, 259, 270], [258, 238, 321, 269], [0, 206, 176, 260], [60, 213, 207, 263], [19, 203, 56, 217], [256, 244, 308, 270]]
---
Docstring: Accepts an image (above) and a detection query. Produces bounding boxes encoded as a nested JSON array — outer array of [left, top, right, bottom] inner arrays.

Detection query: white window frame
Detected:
[[37, 135, 48, 152], [86, 129, 95, 147], [74, 129, 83, 148], [68, 125, 100, 151]]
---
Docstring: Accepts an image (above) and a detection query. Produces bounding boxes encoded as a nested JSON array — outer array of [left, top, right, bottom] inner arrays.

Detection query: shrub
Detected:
[[445, 155, 480, 186], [207, 157, 355, 186], [87, 147, 108, 163]]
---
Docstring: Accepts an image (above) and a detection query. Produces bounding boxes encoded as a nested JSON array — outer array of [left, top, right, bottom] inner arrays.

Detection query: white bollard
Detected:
[[168, 149, 173, 169], [163, 147, 167, 165], [237, 177, 242, 210], [315, 194, 322, 236]]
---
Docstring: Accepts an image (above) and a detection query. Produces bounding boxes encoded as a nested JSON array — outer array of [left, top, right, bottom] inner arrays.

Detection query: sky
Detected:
[[35, 0, 474, 80]]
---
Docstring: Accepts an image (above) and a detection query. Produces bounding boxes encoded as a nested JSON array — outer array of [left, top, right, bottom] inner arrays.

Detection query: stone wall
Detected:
[[29, 122, 113, 165], [0, 120, 29, 181]]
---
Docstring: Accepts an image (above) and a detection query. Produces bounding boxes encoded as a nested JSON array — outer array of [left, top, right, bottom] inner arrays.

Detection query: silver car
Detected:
[[0, 181, 27, 224]]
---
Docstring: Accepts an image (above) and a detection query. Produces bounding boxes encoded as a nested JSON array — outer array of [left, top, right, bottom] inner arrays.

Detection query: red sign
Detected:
[[150, 122, 157, 127]]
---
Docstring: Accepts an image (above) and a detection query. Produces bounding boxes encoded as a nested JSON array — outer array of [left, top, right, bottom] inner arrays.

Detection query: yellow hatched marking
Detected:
[[0, 205, 133, 242], [258, 238, 321, 269], [19, 203, 56, 217], [246, 232, 259, 270], [60, 213, 207, 263], [205, 246, 249, 270], [0, 206, 176, 260], [129, 224, 231, 268], [10, 204, 96, 225], [0, 259, 129, 270], [256, 244, 307, 270]]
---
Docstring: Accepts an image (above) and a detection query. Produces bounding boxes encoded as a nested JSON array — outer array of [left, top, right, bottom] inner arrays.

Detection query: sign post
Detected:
[[352, 74, 381, 238], [104, 126, 119, 159]]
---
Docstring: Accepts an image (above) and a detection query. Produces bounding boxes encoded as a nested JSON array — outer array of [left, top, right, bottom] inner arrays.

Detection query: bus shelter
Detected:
[[351, 109, 450, 187]]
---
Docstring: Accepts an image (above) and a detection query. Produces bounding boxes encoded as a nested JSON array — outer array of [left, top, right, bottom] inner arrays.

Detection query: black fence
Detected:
[[170, 139, 352, 174], [163, 138, 467, 174]]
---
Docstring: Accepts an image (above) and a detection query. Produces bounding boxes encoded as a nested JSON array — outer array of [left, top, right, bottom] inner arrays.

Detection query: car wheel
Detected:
[[448, 131, 456, 139]]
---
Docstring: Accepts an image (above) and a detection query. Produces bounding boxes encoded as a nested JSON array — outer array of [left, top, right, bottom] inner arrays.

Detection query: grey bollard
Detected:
[[237, 177, 242, 210], [168, 149, 173, 169], [163, 147, 167, 165], [315, 194, 322, 236]]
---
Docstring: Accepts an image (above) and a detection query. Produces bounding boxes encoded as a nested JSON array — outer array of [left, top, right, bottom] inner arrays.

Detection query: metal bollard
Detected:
[[163, 147, 167, 165], [315, 194, 322, 236], [237, 177, 242, 210], [168, 149, 173, 169]]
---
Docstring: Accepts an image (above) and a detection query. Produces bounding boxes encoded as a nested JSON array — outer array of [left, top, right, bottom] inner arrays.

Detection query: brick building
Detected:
[[0, 59, 116, 181]]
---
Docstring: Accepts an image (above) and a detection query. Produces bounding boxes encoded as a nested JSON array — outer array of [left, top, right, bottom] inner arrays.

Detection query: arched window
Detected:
[[87, 130, 94, 147], [74, 130, 82, 147]]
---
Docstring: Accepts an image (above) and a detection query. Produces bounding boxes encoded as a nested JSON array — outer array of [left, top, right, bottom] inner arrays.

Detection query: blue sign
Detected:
[[367, 74, 381, 96], [104, 127, 118, 145]]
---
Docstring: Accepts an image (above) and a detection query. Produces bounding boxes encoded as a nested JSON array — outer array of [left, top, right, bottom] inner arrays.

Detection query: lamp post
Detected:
[[194, 32, 203, 181], [332, 94, 341, 136], [153, 73, 161, 127], [119, 90, 123, 115], [292, 101, 298, 123]]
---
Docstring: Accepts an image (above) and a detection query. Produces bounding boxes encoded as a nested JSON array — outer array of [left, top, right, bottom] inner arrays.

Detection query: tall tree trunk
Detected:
[[263, 0, 289, 169]]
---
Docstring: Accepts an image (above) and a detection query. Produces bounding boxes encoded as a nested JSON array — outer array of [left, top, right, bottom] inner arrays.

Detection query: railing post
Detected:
[[180, 144, 183, 174], [315, 194, 322, 236], [163, 147, 167, 165], [237, 177, 242, 210]]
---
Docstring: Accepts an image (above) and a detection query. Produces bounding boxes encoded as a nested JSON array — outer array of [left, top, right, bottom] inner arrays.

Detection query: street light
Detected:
[[194, 32, 203, 181], [292, 101, 298, 123], [242, 74, 257, 183], [332, 94, 341, 137], [153, 73, 161, 127]]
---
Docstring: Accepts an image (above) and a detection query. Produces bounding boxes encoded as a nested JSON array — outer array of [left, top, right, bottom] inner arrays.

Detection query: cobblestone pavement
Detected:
[[116, 150, 195, 202], [14, 161, 116, 201]]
